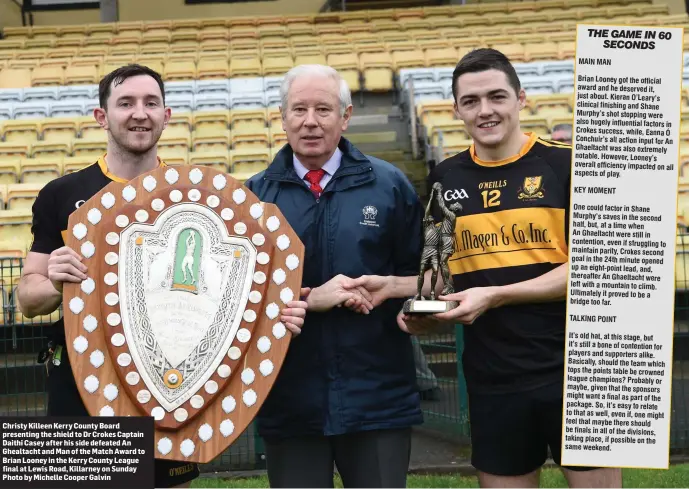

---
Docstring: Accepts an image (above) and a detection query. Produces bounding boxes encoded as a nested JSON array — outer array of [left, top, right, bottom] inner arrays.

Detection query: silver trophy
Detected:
[[404, 182, 461, 314]]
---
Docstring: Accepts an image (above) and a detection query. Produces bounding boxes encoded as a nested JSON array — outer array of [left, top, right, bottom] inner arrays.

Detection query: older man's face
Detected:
[[282, 75, 352, 168]]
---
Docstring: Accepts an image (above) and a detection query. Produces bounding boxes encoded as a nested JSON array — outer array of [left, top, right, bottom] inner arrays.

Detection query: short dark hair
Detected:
[[451, 48, 521, 102], [98, 64, 166, 110]]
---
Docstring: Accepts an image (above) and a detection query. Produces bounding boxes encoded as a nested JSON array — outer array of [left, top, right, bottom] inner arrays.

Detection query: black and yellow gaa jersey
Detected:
[[428, 132, 571, 395], [30, 154, 166, 342]]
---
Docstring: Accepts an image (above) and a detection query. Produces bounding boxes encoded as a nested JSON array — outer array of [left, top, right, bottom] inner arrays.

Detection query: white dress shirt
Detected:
[[293, 148, 343, 191]]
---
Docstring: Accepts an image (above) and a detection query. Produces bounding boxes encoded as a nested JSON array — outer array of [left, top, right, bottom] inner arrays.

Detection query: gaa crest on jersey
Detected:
[[518, 176, 545, 201]]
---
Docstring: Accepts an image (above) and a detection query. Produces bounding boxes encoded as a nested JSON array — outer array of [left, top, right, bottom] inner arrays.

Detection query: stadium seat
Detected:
[[0, 159, 21, 185], [1, 120, 39, 144], [12, 102, 50, 120], [165, 80, 196, 97], [0, 89, 23, 104], [63, 155, 96, 173], [41, 118, 79, 143], [231, 148, 271, 174], [192, 131, 230, 152], [189, 150, 230, 172], [0, 209, 34, 253], [361, 52, 394, 92], [22, 86, 58, 102], [194, 93, 230, 112], [0, 69, 32, 89], [50, 100, 86, 117], [31, 140, 71, 158], [31, 66, 65, 86], [57, 84, 97, 100], [194, 111, 229, 136], [165, 94, 194, 113], [6, 183, 44, 210], [64, 65, 99, 85], [229, 92, 265, 110], [20, 157, 62, 184], [196, 79, 230, 96]]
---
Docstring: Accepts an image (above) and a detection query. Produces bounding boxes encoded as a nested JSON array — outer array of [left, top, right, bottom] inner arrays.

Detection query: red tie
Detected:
[[304, 169, 326, 198]]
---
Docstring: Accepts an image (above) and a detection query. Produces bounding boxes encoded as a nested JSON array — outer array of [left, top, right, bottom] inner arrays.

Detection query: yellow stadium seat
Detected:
[[230, 58, 262, 78], [0, 159, 21, 185], [558, 41, 576, 59], [163, 61, 197, 81], [1, 121, 39, 144], [232, 129, 270, 150], [200, 39, 229, 53], [192, 132, 230, 152], [158, 147, 189, 167], [230, 109, 267, 132], [38, 57, 71, 70], [72, 140, 107, 157], [441, 140, 473, 160], [271, 129, 287, 151], [520, 116, 550, 138], [62, 155, 95, 174], [393, 50, 426, 70], [42, 119, 78, 144], [327, 53, 361, 92], [7, 59, 40, 70], [263, 56, 294, 77], [0, 209, 33, 255], [20, 157, 62, 184], [0, 143, 29, 160], [425, 47, 459, 68], [0, 68, 32, 88], [77, 118, 105, 141], [64, 65, 99, 85], [78, 46, 109, 58], [529, 95, 572, 119], [267, 108, 283, 132], [6, 183, 44, 210], [31, 66, 65, 86], [197, 59, 229, 79], [430, 121, 469, 148], [189, 151, 230, 172], [231, 149, 271, 174], [194, 112, 230, 136], [31, 141, 72, 159], [525, 42, 560, 62], [360, 52, 394, 92], [295, 54, 327, 66], [491, 43, 526, 63], [417, 101, 456, 129]]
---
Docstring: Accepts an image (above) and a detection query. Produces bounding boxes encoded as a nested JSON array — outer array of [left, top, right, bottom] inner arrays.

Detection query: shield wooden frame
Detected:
[[63, 165, 304, 464]]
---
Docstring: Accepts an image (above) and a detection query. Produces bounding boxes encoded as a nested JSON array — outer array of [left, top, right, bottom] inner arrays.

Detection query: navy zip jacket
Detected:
[[245, 137, 425, 439]]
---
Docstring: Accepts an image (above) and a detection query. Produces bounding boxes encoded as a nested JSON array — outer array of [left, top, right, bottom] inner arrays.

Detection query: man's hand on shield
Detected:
[[280, 287, 311, 336], [47, 246, 88, 293]]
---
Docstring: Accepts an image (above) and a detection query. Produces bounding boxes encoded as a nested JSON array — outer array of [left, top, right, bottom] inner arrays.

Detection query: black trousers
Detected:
[[263, 427, 412, 488]]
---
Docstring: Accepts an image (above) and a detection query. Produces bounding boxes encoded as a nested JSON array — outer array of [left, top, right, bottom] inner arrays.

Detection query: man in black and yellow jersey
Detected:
[[15, 64, 307, 488], [347, 49, 622, 487]]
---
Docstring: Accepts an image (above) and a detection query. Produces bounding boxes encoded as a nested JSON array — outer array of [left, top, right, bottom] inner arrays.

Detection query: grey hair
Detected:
[[279, 64, 352, 117]]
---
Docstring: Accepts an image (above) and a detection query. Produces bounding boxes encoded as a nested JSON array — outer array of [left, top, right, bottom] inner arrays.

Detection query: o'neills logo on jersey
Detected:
[[518, 176, 545, 201], [443, 188, 469, 201]]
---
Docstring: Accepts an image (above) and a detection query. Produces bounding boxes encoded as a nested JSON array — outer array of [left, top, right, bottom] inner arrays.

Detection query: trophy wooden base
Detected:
[[403, 298, 458, 314]]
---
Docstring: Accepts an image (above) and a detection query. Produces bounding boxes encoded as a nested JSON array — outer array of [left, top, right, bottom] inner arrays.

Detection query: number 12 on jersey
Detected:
[[481, 190, 500, 208]]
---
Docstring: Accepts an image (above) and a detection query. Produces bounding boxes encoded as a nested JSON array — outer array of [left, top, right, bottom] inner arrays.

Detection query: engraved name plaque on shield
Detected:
[[62, 165, 304, 464]]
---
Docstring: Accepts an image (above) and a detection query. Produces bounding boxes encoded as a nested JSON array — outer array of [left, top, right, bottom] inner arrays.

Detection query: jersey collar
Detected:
[[469, 132, 538, 167], [97, 154, 167, 183]]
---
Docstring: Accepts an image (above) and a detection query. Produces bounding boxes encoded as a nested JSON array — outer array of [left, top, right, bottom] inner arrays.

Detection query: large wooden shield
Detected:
[[62, 165, 304, 464]]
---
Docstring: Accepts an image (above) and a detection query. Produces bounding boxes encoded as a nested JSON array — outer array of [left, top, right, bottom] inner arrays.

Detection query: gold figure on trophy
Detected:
[[404, 182, 461, 314]]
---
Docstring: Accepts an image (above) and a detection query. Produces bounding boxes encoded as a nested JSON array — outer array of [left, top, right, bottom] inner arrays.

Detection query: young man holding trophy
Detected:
[[349, 49, 622, 488]]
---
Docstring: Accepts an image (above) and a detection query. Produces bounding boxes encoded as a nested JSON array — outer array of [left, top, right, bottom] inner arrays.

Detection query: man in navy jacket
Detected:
[[245, 64, 424, 488]]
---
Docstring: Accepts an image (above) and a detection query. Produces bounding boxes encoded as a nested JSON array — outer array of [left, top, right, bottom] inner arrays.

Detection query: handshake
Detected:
[[303, 274, 476, 336], [302, 274, 393, 315]]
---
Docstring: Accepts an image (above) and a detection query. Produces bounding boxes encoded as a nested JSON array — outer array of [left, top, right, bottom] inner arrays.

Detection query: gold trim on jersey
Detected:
[[470, 132, 538, 167], [449, 207, 568, 274], [97, 154, 167, 183]]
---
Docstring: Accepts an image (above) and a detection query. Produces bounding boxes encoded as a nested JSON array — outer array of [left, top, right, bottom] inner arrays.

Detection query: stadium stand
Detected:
[[0, 0, 687, 267]]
